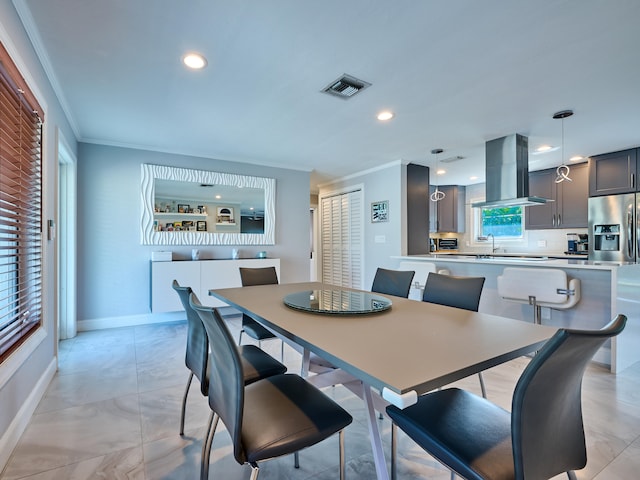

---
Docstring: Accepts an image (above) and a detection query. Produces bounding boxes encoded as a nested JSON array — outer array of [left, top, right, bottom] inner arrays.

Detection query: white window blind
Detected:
[[320, 189, 362, 289], [0, 42, 43, 362]]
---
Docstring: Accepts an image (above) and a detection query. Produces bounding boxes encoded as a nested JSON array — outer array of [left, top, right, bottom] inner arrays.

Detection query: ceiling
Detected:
[[15, 0, 640, 191]]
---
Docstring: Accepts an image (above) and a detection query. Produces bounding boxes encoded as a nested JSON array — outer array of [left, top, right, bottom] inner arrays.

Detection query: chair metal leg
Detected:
[[339, 429, 346, 480], [249, 462, 260, 480], [180, 372, 194, 435], [478, 372, 487, 399], [567, 471, 577, 480], [391, 422, 397, 480], [451, 471, 456, 480], [294, 452, 299, 468], [201, 411, 219, 480], [280, 339, 285, 362]]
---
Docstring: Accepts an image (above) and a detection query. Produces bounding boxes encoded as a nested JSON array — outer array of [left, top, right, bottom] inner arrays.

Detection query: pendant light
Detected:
[[430, 148, 446, 202], [553, 109, 574, 183]]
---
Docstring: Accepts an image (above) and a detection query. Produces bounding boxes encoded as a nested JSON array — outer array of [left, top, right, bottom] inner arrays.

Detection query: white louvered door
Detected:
[[320, 189, 363, 289]]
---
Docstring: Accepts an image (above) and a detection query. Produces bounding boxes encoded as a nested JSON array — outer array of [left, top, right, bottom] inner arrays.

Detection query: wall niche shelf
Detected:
[[155, 212, 207, 218]]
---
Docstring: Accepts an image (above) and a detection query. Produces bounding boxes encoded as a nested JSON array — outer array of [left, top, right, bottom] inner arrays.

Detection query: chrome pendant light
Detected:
[[553, 109, 574, 183], [430, 148, 446, 202]]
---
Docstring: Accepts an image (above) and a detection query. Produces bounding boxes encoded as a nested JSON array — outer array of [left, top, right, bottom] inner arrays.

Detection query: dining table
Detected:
[[209, 281, 557, 480]]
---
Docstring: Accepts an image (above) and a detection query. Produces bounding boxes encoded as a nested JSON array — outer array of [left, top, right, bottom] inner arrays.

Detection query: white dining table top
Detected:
[[209, 281, 557, 398]]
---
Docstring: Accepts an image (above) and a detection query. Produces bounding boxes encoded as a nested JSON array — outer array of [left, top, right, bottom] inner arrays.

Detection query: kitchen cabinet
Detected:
[[525, 162, 588, 229], [430, 185, 465, 233], [150, 258, 280, 312], [588, 148, 638, 196]]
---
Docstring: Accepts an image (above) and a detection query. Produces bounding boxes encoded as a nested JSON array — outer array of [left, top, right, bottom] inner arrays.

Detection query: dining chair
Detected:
[[386, 314, 627, 480], [171, 280, 287, 436], [189, 294, 353, 480], [238, 266, 284, 361], [371, 267, 416, 298], [422, 272, 488, 398]]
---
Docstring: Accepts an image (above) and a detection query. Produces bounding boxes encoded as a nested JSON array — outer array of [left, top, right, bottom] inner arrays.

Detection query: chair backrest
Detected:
[[239, 266, 279, 286], [512, 314, 627, 479], [422, 272, 485, 311], [172, 280, 208, 394], [371, 267, 415, 298], [190, 293, 247, 464]]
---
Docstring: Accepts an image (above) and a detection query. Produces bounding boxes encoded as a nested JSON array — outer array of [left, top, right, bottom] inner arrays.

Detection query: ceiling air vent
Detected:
[[322, 74, 371, 99]]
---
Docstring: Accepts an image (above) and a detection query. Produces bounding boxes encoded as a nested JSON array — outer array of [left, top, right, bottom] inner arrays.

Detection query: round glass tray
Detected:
[[283, 289, 392, 315]]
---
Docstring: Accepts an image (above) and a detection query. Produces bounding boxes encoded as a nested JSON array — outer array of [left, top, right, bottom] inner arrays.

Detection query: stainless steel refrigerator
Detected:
[[588, 193, 640, 262]]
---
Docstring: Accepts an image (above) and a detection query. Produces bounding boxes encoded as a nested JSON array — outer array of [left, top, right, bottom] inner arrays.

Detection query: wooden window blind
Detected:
[[0, 42, 44, 362]]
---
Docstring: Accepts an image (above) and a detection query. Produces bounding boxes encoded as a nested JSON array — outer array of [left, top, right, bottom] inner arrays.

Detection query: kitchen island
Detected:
[[392, 254, 640, 373]]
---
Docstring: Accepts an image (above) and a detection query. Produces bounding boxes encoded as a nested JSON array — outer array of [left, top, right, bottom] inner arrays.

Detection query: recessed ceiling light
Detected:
[[183, 52, 207, 69], [215, 194, 221, 199], [569, 155, 584, 162], [469, 176, 478, 181], [377, 111, 394, 121], [436, 169, 446, 175], [531, 145, 559, 155]]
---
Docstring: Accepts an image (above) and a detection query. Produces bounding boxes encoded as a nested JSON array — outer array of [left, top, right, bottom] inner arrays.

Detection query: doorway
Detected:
[[57, 132, 77, 339]]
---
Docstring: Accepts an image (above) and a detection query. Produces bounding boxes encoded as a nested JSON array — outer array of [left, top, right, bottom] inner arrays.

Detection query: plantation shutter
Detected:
[[320, 189, 362, 289]]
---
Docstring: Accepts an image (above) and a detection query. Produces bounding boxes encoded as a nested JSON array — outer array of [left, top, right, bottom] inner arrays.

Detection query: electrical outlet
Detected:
[[537, 240, 547, 247]]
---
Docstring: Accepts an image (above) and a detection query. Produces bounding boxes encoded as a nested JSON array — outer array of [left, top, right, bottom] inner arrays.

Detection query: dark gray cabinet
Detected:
[[430, 185, 465, 233], [588, 148, 638, 196], [525, 162, 588, 230], [407, 164, 430, 254]]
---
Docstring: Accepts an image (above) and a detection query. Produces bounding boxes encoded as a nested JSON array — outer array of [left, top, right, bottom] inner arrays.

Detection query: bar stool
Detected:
[[399, 261, 450, 300], [497, 267, 581, 324]]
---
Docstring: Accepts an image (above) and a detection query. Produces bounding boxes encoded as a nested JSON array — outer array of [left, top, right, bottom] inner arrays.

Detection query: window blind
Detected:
[[0, 42, 43, 362]]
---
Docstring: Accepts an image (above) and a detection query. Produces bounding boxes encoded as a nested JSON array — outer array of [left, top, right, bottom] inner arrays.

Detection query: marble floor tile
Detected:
[[35, 365, 139, 414], [3, 319, 640, 480], [3, 395, 141, 479]]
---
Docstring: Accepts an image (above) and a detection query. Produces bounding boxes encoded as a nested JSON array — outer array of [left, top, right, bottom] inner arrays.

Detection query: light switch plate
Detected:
[[374, 235, 386, 244]]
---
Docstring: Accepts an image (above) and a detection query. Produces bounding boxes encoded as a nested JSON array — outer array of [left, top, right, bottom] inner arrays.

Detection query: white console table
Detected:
[[150, 258, 280, 313]]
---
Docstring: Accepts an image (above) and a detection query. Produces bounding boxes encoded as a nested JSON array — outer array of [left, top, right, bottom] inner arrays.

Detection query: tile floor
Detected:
[[1, 316, 639, 479]]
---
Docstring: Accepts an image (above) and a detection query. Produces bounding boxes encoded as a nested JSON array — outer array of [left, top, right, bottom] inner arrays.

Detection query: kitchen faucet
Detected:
[[487, 233, 497, 253]]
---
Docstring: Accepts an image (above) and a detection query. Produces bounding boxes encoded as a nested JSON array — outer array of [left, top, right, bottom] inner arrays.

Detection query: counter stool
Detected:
[[399, 261, 450, 300], [497, 267, 581, 325]]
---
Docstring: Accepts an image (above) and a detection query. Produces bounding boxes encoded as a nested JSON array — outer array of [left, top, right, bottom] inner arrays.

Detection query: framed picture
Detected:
[[182, 220, 194, 230], [177, 204, 190, 213], [371, 200, 389, 223], [197, 220, 207, 231], [216, 206, 234, 223]]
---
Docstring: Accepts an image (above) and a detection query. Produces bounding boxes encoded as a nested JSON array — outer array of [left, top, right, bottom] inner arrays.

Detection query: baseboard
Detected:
[[77, 312, 186, 331], [0, 357, 56, 472], [77, 307, 241, 332]]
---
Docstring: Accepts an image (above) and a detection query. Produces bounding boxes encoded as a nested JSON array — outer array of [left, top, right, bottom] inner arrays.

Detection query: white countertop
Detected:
[[393, 254, 627, 270]]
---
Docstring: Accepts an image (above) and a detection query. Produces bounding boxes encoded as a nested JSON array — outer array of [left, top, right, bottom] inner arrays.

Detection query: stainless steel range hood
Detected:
[[472, 133, 552, 208]]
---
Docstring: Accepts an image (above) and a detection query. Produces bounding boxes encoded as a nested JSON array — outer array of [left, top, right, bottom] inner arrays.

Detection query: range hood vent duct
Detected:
[[322, 74, 371, 99], [472, 133, 552, 208]]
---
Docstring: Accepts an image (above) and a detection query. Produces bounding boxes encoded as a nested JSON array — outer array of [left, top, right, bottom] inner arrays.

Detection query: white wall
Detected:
[[76, 143, 311, 326], [0, 2, 77, 467]]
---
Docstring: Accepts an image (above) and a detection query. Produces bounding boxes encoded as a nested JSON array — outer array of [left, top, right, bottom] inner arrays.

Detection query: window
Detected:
[[0, 42, 44, 363], [479, 206, 524, 239]]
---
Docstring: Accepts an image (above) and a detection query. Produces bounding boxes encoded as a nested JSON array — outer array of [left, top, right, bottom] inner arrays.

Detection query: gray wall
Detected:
[[76, 143, 311, 322], [0, 1, 77, 458], [319, 162, 406, 288]]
